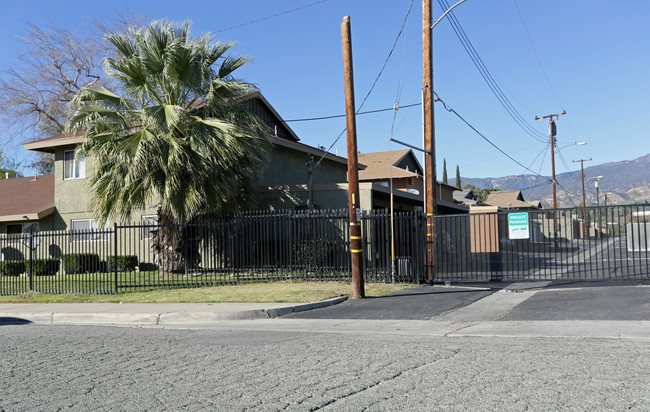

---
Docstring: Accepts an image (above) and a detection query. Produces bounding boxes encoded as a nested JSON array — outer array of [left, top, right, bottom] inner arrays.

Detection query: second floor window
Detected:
[[64, 150, 85, 180]]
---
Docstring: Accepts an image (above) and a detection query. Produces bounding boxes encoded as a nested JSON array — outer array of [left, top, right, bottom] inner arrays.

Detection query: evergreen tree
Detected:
[[455, 165, 461, 189], [442, 158, 448, 185]]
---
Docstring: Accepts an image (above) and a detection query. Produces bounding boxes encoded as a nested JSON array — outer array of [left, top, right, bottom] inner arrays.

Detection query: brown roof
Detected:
[[485, 190, 539, 209], [358, 149, 420, 180], [23, 133, 83, 153], [0, 175, 55, 222]]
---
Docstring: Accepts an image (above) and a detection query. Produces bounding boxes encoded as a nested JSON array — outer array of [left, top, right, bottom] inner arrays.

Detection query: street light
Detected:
[[588, 176, 604, 206]]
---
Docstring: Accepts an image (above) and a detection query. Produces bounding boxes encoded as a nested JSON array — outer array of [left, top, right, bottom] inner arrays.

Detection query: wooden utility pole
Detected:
[[423, 0, 437, 282], [535, 111, 566, 243], [341, 16, 364, 299], [573, 158, 592, 238]]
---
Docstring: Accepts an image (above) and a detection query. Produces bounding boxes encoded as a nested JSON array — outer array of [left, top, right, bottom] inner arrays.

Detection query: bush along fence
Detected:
[[0, 209, 425, 295]]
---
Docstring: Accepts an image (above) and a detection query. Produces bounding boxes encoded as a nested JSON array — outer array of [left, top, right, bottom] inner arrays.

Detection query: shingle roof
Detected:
[[485, 190, 539, 209], [358, 150, 420, 180], [0, 175, 55, 222]]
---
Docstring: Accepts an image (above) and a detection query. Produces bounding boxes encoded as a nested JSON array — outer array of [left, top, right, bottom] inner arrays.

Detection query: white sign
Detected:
[[508, 212, 529, 240]]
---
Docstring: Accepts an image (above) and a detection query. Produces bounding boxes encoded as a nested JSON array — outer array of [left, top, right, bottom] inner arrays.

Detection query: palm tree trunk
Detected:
[[151, 207, 201, 275]]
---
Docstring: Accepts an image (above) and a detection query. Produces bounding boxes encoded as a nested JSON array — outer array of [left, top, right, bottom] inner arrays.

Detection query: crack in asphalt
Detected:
[[309, 349, 462, 411]]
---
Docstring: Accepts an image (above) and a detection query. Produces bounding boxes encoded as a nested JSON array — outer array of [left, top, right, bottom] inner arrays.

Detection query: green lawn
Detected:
[[0, 281, 413, 303]]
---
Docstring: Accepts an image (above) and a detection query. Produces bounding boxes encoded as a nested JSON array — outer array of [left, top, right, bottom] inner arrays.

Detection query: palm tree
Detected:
[[66, 20, 271, 272]]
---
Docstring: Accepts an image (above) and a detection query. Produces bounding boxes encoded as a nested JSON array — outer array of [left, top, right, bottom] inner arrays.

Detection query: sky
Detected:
[[1, 0, 649, 183]]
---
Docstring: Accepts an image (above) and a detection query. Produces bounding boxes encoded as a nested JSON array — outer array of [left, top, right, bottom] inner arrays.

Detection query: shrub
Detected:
[[106, 255, 139, 272], [30, 259, 60, 276], [0, 260, 26, 276], [293, 239, 337, 268], [62, 253, 101, 274]]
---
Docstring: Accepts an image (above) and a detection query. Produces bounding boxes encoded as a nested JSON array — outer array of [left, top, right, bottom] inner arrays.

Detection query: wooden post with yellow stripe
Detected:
[[423, 0, 437, 282], [341, 16, 364, 299]]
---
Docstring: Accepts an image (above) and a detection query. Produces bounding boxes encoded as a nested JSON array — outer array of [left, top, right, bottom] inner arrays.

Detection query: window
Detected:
[[3, 223, 40, 244], [71, 219, 109, 242], [6, 224, 23, 238], [141, 215, 159, 239], [64, 150, 85, 180]]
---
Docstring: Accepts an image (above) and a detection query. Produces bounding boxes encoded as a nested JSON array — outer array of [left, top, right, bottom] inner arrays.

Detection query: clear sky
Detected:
[[1, 0, 649, 181]]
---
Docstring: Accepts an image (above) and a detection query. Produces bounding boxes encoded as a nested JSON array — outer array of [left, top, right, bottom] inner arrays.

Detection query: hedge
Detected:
[[30, 259, 60, 276], [106, 255, 139, 272], [0, 260, 26, 276], [62, 253, 101, 274]]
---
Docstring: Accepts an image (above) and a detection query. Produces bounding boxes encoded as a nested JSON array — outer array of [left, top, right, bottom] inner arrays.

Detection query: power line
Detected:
[[314, 0, 415, 167], [512, 0, 563, 108], [435, 92, 552, 182], [215, 1, 328, 33], [527, 143, 549, 198], [438, 0, 548, 143], [282, 102, 421, 123]]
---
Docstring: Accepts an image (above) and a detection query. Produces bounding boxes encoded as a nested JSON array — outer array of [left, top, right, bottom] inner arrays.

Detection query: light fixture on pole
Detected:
[[588, 176, 604, 206]]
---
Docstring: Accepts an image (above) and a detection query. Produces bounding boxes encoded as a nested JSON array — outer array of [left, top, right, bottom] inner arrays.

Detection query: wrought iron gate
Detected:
[[432, 204, 650, 281]]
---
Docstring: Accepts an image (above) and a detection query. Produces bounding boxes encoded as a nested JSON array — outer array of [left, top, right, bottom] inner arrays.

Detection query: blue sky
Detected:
[[1, 0, 649, 181]]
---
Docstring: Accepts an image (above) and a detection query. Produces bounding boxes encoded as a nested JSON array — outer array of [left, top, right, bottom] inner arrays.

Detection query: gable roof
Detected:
[[0, 175, 55, 222], [358, 149, 422, 180], [453, 189, 478, 204], [484, 190, 539, 209], [23, 92, 301, 153]]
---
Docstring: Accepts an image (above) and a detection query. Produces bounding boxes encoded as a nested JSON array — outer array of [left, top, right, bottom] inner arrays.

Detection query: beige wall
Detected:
[[53, 147, 157, 230]]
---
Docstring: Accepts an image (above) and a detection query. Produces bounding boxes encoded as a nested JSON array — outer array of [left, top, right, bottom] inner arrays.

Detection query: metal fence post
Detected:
[[113, 223, 118, 294], [28, 228, 34, 291]]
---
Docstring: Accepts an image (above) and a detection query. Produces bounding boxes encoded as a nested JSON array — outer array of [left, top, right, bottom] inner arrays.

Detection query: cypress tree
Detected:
[[442, 158, 448, 185], [455, 165, 461, 189]]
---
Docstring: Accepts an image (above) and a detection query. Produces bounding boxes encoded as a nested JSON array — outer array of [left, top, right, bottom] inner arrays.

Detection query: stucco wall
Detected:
[[255, 145, 347, 187]]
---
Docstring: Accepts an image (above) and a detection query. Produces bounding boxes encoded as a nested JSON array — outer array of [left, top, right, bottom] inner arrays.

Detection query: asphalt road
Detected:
[[1, 324, 650, 411], [285, 285, 497, 320]]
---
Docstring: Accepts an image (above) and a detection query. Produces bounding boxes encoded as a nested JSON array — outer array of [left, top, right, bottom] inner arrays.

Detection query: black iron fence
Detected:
[[0, 210, 423, 295], [433, 204, 650, 281], [1, 205, 649, 295]]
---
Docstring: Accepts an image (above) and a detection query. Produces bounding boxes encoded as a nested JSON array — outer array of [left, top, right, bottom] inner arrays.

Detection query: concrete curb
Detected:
[[265, 296, 348, 318], [0, 296, 348, 326]]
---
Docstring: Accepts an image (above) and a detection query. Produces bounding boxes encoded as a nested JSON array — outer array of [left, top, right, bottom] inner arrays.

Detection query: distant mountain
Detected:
[[452, 153, 650, 208]]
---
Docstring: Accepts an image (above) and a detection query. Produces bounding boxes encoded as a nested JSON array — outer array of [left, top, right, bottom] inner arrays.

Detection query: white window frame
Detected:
[[71, 219, 109, 242], [141, 215, 159, 239], [64, 149, 86, 180]]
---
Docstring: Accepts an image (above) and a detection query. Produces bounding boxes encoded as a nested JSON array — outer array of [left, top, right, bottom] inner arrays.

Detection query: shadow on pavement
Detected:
[[0, 317, 33, 326]]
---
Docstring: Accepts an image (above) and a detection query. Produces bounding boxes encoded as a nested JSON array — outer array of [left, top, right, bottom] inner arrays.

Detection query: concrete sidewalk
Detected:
[[1, 279, 648, 328], [0, 297, 347, 326]]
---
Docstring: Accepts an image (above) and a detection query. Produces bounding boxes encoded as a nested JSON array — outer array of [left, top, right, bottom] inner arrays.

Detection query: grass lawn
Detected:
[[0, 281, 414, 304]]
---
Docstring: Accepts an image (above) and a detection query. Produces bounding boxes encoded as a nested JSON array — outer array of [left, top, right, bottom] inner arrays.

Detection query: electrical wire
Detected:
[[314, 0, 414, 167], [438, 0, 548, 143], [512, 0, 582, 143], [435, 92, 552, 182], [282, 103, 421, 123], [215, 1, 328, 33]]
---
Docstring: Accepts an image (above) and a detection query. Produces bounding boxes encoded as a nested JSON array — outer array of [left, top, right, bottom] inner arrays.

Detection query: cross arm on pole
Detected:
[[389, 137, 432, 156]]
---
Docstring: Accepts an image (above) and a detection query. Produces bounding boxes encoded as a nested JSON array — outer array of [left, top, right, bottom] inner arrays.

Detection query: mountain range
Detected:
[[453, 153, 650, 208]]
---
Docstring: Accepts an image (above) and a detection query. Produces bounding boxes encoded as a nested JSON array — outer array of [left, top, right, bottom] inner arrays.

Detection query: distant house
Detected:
[[357, 149, 468, 214], [0, 175, 55, 235], [453, 189, 479, 206], [483, 190, 541, 210]]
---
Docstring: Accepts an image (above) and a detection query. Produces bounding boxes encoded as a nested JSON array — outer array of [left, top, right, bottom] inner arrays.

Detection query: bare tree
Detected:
[[0, 12, 145, 173]]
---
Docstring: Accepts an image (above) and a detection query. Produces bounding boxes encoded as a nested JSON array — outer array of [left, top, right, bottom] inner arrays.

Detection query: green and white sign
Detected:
[[508, 212, 529, 240]]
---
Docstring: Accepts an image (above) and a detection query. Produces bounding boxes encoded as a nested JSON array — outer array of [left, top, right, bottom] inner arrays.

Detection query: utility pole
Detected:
[[573, 157, 592, 238], [341, 16, 364, 299], [423, 0, 437, 282], [535, 111, 566, 243]]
